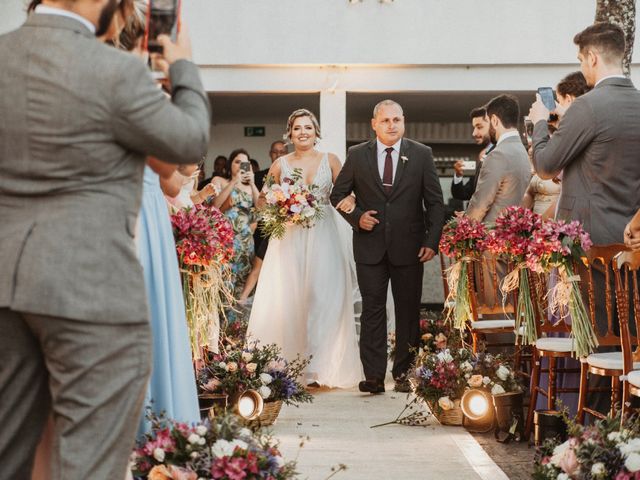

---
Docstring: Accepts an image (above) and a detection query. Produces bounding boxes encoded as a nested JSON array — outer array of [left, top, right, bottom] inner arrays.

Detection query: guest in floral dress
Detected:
[[212, 149, 259, 304]]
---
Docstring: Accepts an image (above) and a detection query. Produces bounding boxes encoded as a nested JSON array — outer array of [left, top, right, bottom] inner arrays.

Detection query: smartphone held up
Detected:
[[145, 0, 182, 54]]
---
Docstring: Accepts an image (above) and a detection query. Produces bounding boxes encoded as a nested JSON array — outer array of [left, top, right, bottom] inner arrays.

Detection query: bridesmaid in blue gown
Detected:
[[136, 165, 200, 434]]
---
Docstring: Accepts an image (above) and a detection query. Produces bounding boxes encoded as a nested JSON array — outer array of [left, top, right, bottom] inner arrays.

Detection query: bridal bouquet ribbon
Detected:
[[527, 219, 597, 358], [171, 203, 235, 359], [258, 168, 324, 239], [439, 214, 487, 330], [485, 206, 542, 346]]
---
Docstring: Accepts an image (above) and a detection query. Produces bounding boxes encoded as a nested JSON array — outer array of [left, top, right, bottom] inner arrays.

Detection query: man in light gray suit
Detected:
[[530, 22, 640, 247], [0, 1, 210, 478], [466, 94, 531, 223]]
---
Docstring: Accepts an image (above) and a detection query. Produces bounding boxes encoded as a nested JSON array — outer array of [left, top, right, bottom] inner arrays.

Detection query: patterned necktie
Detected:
[[382, 147, 394, 195]]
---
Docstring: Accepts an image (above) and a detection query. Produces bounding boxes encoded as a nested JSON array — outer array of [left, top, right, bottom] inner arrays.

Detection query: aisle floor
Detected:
[[271, 383, 510, 480]]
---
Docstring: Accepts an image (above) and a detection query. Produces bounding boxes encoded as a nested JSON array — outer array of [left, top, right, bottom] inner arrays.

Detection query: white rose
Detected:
[[608, 431, 622, 442], [211, 439, 235, 458], [241, 352, 253, 362], [239, 428, 252, 439], [626, 452, 640, 472], [219, 362, 228, 371], [188, 433, 201, 445], [231, 439, 248, 451], [491, 384, 505, 395], [246, 363, 258, 373], [461, 361, 473, 373], [482, 376, 491, 385], [620, 438, 640, 456], [591, 462, 606, 476], [198, 437, 206, 446], [557, 474, 569, 480], [259, 385, 272, 399], [227, 362, 238, 372], [438, 396, 455, 411], [437, 350, 453, 363], [153, 447, 165, 462], [496, 365, 510, 381], [195, 425, 208, 436], [260, 373, 273, 385], [550, 440, 570, 466]]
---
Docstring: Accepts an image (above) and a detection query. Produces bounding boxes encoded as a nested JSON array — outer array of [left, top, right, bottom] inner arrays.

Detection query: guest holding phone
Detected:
[[212, 149, 259, 304]]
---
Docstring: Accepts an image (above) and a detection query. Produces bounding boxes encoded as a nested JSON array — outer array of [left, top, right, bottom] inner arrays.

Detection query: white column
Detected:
[[319, 89, 346, 163]]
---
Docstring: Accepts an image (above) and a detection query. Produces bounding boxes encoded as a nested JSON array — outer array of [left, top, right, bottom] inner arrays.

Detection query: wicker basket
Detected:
[[428, 399, 463, 426], [247, 400, 283, 428]]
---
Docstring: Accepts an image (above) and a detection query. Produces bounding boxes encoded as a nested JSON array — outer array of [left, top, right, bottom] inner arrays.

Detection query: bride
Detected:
[[247, 109, 363, 388]]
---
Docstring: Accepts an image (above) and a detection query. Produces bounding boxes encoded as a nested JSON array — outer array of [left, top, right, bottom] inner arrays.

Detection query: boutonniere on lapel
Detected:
[[400, 155, 409, 164]]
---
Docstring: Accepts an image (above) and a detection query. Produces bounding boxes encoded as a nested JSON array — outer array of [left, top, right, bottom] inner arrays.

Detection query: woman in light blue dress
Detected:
[[136, 165, 200, 434]]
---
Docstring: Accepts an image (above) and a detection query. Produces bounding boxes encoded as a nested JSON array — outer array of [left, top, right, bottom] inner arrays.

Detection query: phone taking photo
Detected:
[[146, 0, 182, 54], [537, 87, 557, 111]]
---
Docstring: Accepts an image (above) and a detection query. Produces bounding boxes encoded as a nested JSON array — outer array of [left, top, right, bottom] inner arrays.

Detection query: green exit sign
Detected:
[[244, 126, 265, 137]]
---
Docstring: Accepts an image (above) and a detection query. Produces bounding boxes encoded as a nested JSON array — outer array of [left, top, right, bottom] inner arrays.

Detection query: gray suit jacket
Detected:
[[532, 77, 640, 245], [0, 14, 210, 323], [466, 135, 531, 223]]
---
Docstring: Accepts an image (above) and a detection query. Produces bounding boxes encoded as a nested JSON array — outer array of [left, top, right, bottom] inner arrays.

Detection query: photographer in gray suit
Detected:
[[0, 1, 210, 478]]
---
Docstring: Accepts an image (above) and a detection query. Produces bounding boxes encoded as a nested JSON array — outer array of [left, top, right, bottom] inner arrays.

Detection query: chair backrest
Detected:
[[614, 251, 640, 375], [468, 254, 516, 320], [529, 270, 571, 337], [581, 244, 630, 346]]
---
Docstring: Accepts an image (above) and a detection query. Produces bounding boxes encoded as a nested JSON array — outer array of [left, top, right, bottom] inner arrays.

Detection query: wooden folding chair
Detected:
[[577, 244, 631, 423], [615, 251, 640, 419]]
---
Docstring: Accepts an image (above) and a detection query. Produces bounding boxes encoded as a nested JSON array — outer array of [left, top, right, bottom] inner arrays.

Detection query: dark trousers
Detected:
[[356, 256, 423, 381], [0, 308, 151, 480]]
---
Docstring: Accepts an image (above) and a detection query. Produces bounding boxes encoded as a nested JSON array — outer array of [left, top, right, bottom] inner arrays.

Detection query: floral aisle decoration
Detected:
[[411, 347, 473, 418], [418, 310, 464, 353], [171, 202, 235, 359], [527, 219, 597, 358], [485, 206, 542, 346], [439, 214, 487, 330], [467, 352, 522, 397], [198, 342, 313, 408], [259, 168, 324, 239], [131, 411, 298, 480], [533, 415, 640, 480]]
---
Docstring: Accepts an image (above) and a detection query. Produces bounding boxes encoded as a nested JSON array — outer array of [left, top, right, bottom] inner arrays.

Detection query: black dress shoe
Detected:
[[358, 379, 385, 394]]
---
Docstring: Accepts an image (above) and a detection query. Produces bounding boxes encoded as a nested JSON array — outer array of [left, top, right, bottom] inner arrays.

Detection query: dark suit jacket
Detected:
[[330, 138, 445, 266], [532, 77, 640, 244], [451, 160, 482, 201], [255, 168, 270, 193]]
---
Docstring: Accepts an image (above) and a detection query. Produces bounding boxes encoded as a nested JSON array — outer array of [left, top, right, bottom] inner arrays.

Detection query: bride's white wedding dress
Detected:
[[248, 153, 363, 388]]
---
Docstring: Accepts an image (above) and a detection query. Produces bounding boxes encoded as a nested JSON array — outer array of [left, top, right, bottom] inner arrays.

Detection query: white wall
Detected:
[[206, 122, 287, 172], [184, 0, 640, 66]]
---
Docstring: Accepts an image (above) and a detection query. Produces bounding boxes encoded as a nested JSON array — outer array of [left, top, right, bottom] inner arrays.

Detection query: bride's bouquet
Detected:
[[258, 168, 324, 239]]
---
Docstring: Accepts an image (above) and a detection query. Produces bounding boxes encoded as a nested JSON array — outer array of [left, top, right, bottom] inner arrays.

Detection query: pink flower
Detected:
[[143, 428, 176, 456]]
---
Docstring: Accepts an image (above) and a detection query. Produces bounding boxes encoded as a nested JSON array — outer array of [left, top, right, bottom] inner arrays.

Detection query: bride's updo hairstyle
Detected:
[[284, 109, 322, 145]]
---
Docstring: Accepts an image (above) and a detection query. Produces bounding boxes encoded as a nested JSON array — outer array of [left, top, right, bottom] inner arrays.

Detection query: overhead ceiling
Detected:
[[208, 90, 536, 124]]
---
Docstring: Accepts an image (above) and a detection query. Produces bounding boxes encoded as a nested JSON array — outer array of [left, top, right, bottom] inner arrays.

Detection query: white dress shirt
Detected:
[[34, 5, 96, 34], [376, 138, 401, 184]]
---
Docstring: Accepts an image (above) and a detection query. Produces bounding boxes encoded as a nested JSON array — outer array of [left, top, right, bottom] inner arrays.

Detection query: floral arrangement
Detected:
[[418, 310, 463, 353], [466, 352, 521, 396], [171, 203, 235, 359], [533, 415, 640, 480], [485, 206, 542, 346], [259, 169, 324, 239], [411, 347, 473, 414], [198, 342, 313, 407], [439, 214, 487, 330], [131, 411, 298, 480], [527, 219, 597, 358]]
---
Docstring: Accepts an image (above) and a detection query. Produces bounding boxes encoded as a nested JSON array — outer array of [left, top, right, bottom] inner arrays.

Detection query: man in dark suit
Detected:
[[331, 100, 445, 393], [451, 106, 493, 201]]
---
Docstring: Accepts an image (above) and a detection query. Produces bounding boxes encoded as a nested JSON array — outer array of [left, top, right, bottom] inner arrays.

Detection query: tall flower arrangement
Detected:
[[258, 168, 324, 239], [485, 206, 542, 345], [527, 219, 597, 358], [171, 203, 235, 359], [439, 214, 487, 330]]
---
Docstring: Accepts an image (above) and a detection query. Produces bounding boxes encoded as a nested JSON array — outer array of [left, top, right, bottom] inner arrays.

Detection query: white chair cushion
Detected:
[[586, 352, 640, 370], [470, 319, 515, 330], [628, 370, 640, 388], [535, 337, 574, 353]]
